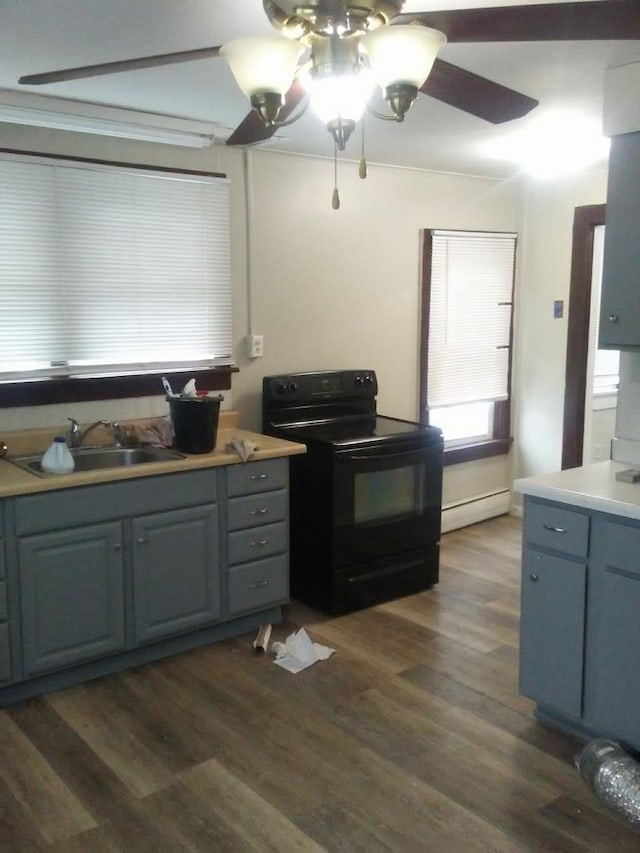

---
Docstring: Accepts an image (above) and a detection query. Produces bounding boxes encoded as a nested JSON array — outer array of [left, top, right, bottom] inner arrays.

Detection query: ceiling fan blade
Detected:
[[19, 46, 222, 85], [421, 58, 538, 124], [226, 80, 306, 146], [398, 0, 640, 43]]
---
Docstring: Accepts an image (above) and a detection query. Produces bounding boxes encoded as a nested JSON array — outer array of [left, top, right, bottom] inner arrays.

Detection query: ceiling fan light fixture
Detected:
[[306, 68, 375, 148], [362, 24, 446, 119], [220, 35, 303, 124]]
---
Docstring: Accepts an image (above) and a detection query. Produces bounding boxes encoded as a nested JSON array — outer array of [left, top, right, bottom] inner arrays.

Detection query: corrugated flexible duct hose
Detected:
[[578, 739, 640, 829]]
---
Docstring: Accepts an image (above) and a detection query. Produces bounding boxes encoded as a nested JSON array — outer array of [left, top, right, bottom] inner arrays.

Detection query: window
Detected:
[[0, 151, 233, 405], [420, 229, 516, 464]]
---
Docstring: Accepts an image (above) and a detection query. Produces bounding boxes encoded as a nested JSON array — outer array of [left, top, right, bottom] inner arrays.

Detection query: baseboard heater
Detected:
[[441, 489, 511, 534]]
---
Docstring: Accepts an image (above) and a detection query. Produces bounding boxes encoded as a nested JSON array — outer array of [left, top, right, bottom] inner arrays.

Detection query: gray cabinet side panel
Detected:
[[0, 623, 10, 682]]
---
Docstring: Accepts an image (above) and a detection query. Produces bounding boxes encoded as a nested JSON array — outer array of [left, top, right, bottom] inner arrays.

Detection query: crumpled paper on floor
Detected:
[[225, 437, 259, 462], [272, 628, 335, 674]]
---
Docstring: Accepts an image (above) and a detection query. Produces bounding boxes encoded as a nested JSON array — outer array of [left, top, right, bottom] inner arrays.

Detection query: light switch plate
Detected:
[[246, 334, 264, 358]]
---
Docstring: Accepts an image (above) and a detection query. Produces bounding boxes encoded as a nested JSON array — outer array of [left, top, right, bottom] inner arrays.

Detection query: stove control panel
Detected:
[[263, 370, 378, 402]]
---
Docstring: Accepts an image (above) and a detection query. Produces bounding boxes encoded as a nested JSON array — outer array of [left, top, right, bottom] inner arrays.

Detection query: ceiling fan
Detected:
[[17, 0, 640, 152]]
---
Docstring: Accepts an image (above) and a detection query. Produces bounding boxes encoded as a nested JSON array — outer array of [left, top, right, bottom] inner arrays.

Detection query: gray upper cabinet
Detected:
[[19, 522, 125, 676], [599, 131, 640, 349], [132, 504, 220, 644]]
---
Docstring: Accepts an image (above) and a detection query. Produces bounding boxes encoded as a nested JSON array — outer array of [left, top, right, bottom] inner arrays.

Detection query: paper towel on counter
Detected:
[[225, 437, 259, 462], [272, 628, 335, 674]]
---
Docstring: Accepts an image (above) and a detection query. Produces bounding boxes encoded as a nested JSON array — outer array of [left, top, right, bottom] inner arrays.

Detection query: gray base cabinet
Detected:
[[19, 522, 125, 676], [0, 503, 10, 683], [132, 504, 220, 644], [584, 517, 640, 747], [520, 550, 586, 718], [520, 496, 640, 750], [0, 457, 291, 703]]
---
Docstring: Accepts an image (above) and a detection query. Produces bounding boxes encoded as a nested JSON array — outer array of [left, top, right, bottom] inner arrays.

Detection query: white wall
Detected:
[[512, 165, 608, 479], [0, 124, 520, 507]]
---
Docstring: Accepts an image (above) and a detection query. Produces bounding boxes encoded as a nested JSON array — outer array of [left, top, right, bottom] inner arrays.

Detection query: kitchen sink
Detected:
[[7, 445, 187, 477]]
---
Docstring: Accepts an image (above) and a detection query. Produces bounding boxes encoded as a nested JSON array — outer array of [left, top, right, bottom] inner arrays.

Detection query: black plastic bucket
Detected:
[[168, 396, 222, 454]]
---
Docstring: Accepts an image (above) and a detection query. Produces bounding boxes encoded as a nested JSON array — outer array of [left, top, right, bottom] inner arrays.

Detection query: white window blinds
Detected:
[[426, 230, 516, 409], [0, 153, 232, 381]]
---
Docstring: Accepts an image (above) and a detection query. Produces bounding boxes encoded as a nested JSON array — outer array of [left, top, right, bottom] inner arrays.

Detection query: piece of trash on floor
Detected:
[[271, 627, 335, 674], [253, 623, 272, 653]]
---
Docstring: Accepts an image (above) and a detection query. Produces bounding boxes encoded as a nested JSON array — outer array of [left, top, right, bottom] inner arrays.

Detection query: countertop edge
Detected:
[[0, 428, 307, 498], [514, 460, 640, 521]]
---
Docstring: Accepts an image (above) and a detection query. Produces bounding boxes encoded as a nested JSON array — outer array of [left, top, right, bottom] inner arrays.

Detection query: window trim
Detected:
[[419, 228, 515, 466], [0, 148, 234, 408], [561, 204, 606, 470]]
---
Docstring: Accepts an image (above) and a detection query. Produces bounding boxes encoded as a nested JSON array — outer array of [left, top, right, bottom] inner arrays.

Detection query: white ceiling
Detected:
[[1, 0, 639, 178]]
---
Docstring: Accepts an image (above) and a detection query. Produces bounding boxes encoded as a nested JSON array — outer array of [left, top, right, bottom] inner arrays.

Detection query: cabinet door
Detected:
[[599, 132, 640, 348], [19, 522, 125, 676], [586, 519, 640, 747], [519, 549, 586, 718], [586, 568, 640, 747], [132, 504, 220, 644]]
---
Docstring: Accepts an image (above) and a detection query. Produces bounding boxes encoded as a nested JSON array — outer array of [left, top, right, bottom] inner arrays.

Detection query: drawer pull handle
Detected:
[[113, 543, 122, 551], [529, 573, 539, 582], [542, 524, 566, 534], [250, 579, 270, 589], [250, 474, 268, 481], [251, 538, 269, 547], [608, 314, 619, 323], [136, 537, 147, 545], [251, 508, 269, 516]]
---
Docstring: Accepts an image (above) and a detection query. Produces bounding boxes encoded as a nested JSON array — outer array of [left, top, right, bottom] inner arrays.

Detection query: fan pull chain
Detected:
[[332, 141, 340, 210], [359, 118, 367, 180]]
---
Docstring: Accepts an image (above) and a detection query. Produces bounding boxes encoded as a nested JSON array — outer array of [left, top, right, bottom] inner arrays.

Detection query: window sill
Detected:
[[0, 366, 238, 408], [443, 437, 512, 466]]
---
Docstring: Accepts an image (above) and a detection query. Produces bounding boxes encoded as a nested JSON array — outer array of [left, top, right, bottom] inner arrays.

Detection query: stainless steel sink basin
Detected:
[[7, 445, 187, 477]]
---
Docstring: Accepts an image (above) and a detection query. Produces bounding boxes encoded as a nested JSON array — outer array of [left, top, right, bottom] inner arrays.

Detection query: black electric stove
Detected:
[[263, 370, 443, 614]]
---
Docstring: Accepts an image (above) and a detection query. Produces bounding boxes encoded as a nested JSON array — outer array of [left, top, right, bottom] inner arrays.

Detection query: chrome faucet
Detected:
[[112, 422, 123, 448], [67, 418, 111, 449]]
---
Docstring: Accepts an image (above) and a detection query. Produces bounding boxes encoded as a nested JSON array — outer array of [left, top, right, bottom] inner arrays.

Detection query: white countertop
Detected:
[[514, 461, 640, 521]]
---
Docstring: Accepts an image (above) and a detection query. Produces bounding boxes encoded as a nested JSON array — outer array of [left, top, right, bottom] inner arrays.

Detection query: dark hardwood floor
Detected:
[[1, 515, 638, 851]]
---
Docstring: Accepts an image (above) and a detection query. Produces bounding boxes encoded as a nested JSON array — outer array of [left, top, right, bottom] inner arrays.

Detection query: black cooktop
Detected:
[[275, 415, 442, 448]]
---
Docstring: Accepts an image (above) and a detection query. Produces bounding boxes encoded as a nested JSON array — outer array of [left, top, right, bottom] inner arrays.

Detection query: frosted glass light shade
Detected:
[[307, 69, 375, 124], [361, 25, 446, 89], [220, 36, 303, 97]]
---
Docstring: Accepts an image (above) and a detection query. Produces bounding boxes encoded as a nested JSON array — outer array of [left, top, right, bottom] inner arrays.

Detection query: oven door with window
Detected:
[[331, 438, 443, 568]]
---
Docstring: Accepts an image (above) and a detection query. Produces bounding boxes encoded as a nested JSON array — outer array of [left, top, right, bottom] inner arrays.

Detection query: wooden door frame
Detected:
[[561, 204, 606, 470]]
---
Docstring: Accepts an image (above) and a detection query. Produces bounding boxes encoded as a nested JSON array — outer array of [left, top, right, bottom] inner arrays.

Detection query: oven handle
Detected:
[[337, 446, 430, 463]]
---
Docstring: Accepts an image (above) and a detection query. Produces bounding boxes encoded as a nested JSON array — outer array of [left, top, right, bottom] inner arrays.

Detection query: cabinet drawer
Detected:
[[15, 468, 218, 535], [524, 500, 589, 558], [227, 459, 287, 497], [0, 543, 4, 580], [228, 521, 287, 567], [0, 622, 10, 683], [0, 581, 6, 621], [227, 490, 288, 532], [227, 555, 288, 616], [595, 520, 640, 577]]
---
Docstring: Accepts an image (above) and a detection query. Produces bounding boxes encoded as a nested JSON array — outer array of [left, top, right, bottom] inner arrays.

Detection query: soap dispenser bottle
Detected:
[[41, 436, 75, 474]]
